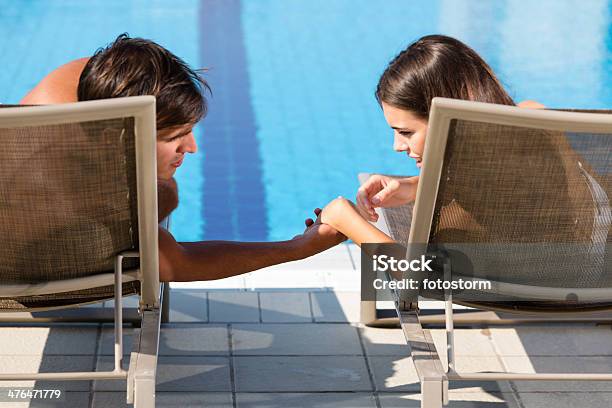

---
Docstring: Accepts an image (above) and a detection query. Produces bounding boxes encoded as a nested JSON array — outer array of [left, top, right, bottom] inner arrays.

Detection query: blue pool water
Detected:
[[1, 0, 611, 242]]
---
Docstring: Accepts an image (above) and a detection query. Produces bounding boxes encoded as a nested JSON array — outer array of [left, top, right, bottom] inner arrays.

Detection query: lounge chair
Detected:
[[359, 98, 612, 407], [0, 96, 161, 407]]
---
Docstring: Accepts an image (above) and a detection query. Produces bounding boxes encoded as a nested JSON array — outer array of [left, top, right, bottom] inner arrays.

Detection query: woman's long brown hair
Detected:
[[376, 35, 515, 118]]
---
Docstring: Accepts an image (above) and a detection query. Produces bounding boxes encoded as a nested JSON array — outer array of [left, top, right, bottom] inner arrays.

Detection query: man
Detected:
[[21, 34, 345, 281]]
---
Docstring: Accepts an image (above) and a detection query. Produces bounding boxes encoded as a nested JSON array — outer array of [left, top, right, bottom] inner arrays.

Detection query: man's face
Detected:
[[156, 124, 197, 180]]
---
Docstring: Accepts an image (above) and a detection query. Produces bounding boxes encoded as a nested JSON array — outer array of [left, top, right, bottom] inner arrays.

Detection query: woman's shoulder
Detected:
[[517, 100, 546, 109]]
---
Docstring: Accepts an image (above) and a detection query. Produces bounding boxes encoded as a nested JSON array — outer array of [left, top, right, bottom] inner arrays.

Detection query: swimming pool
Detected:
[[2, 0, 611, 242]]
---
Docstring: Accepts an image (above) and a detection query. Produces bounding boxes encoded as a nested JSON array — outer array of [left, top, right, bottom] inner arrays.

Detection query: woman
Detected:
[[316, 34, 545, 245]]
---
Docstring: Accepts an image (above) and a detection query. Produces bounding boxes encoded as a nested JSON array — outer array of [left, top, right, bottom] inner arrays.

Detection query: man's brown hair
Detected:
[[78, 34, 210, 130]]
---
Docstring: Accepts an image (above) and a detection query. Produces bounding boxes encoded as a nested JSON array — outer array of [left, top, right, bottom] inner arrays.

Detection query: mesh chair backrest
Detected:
[[429, 112, 611, 290], [0, 109, 139, 284]]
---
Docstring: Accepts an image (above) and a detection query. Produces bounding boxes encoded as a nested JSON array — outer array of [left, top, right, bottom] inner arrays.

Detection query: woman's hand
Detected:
[[319, 196, 353, 229], [356, 175, 419, 222], [303, 198, 354, 232], [317, 196, 395, 246], [295, 207, 347, 257]]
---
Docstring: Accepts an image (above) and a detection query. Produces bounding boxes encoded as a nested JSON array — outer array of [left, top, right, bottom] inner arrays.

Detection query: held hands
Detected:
[[310, 196, 396, 246], [356, 175, 419, 222], [295, 208, 347, 256]]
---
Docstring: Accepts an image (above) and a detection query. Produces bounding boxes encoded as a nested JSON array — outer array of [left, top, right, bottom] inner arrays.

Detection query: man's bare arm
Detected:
[[158, 218, 345, 282]]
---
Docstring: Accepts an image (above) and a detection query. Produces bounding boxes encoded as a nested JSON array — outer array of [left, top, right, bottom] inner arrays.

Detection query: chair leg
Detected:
[[134, 376, 156, 408], [398, 308, 447, 407], [421, 378, 443, 408], [360, 300, 377, 325], [443, 256, 455, 373], [360, 244, 378, 325], [128, 307, 160, 407], [161, 283, 170, 323]]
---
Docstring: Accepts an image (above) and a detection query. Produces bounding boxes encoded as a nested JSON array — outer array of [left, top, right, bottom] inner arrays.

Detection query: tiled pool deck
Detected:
[[2, 244, 612, 407]]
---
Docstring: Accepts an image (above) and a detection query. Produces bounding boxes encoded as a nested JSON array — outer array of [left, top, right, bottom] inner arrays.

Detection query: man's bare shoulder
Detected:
[[20, 57, 90, 104]]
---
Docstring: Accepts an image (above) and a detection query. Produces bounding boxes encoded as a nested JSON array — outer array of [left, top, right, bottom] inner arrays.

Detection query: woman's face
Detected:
[[156, 124, 197, 180], [381, 102, 428, 168]]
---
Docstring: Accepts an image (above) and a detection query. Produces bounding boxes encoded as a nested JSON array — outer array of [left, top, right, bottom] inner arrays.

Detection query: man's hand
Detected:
[[158, 177, 179, 222], [356, 175, 419, 222], [295, 208, 347, 257]]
